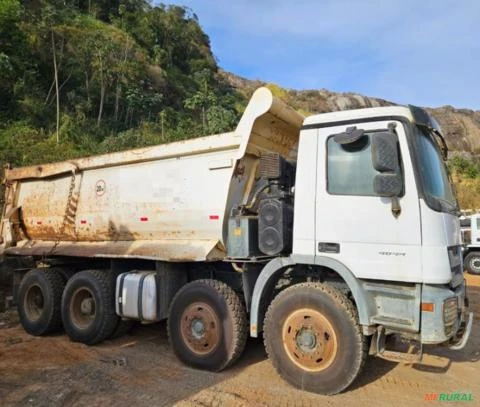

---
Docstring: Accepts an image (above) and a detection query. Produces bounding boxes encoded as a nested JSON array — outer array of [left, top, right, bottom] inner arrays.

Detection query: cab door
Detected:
[[315, 120, 422, 282]]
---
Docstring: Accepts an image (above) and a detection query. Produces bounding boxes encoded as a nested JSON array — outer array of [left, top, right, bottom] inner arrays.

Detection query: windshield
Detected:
[[413, 126, 458, 213]]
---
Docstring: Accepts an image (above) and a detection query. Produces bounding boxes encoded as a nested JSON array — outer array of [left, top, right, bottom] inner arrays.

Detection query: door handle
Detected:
[[318, 242, 340, 253]]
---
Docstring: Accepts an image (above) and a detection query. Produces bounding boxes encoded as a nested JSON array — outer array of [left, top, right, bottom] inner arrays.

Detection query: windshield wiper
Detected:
[[432, 130, 448, 161]]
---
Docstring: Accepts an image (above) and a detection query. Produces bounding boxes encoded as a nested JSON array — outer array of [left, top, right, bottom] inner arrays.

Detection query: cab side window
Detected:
[[327, 135, 379, 196]]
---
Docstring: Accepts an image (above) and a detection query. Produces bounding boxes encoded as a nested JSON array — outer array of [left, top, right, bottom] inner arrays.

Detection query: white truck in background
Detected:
[[460, 214, 480, 274], [0, 87, 472, 395]]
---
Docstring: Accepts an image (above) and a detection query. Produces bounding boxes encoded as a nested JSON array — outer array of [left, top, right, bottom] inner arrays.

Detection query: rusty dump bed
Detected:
[[0, 88, 304, 262]]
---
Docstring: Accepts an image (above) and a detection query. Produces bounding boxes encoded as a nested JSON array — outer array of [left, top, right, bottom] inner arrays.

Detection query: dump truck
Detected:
[[0, 87, 472, 395]]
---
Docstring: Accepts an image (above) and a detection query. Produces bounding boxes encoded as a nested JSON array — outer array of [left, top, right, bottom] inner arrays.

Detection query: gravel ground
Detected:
[[0, 274, 479, 407]]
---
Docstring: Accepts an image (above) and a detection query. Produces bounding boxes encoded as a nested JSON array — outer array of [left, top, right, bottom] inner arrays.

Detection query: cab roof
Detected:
[[303, 105, 415, 127]]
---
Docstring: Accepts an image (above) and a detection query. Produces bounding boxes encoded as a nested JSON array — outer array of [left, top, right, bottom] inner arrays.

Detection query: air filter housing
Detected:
[[258, 198, 293, 256]]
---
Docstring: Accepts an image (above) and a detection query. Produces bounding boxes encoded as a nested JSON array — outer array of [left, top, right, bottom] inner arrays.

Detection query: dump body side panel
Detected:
[[5, 145, 237, 261], [17, 148, 236, 243]]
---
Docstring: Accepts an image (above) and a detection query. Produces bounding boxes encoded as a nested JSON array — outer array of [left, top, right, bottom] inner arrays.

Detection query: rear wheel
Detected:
[[168, 279, 247, 372], [51, 267, 76, 284], [61, 270, 118, 345], [264, 282, 367, 395], [18, 269, 65, 335], [464, 252, 480, 275]]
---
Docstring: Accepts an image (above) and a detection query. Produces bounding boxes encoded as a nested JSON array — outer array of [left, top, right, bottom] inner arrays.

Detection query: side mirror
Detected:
[[373, 173, 403, 197], [371, 131, 403, 197]]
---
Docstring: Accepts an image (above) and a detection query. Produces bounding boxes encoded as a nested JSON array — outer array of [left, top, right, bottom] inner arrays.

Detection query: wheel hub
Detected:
[[80, 298, 95, 315], [24, 284, 44, 321], [180, 302, 220, 355], [70, 287, 96, 329], [191, 318, 206, 339], [296, 328, 317, 352], [34, 294, 43, 308], [471, 258, 480, 271], [282, 308, 338, 372]]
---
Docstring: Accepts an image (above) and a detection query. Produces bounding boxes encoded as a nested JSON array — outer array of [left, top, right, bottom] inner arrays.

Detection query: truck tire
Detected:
[[18, 268, 65, 336], [264, 282, 367, 395], [51, 267, 76, 284], [464, 252, 480, 275], [61, 270, 119, 345], [168, 279, 247, 372]]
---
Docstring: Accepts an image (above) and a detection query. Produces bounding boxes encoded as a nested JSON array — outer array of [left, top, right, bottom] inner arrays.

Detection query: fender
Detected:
[[249, 256, 375, 337]]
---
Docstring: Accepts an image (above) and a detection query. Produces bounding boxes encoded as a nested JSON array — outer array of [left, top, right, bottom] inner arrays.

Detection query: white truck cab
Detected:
[[245, 99, 471, 393], [286, 105, 468, 344]]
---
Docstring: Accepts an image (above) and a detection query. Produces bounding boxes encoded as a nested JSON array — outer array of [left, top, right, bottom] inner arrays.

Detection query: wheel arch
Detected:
[[464, 247, 480, 257], [249, 256, 375, 337]]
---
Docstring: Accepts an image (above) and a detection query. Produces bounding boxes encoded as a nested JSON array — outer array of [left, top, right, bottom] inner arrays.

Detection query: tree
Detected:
[[184, 69, 217, 134], [0, 0, 245, 175], [206, 105, 238, 134], [24, 2, 71, 142], [0, 0, 27, 118]]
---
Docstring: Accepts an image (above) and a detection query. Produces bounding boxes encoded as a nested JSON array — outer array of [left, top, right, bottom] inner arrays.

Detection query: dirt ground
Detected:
[[1, 275, 479, 407]]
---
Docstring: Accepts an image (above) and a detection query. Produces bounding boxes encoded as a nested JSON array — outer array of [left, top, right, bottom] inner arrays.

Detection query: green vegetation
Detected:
[[448, 155, 480, 179], [448, 155, 480, 209], [0, 0, 244, 169]]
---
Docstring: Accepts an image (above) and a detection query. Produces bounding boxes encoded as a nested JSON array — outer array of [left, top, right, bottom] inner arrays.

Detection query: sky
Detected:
[[164, 0, 480, 109]]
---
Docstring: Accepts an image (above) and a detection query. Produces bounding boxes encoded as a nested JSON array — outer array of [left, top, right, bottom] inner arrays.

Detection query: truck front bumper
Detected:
[[420, 281, 473, 347]]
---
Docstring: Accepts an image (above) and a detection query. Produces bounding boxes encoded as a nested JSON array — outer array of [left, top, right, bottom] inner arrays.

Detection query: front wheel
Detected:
[[168, 279, 247, 372], [264, 282, 367, 395], [464, 252, 480, 275]]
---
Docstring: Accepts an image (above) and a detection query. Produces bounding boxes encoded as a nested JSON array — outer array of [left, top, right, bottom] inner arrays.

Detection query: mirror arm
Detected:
[[391, 197, 401, 218]]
